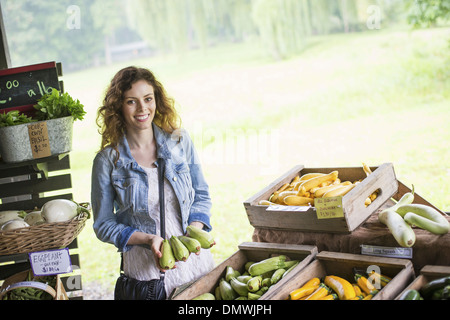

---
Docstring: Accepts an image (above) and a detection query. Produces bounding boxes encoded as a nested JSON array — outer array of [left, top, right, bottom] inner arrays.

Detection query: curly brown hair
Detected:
[[96, 66, 181, 151]]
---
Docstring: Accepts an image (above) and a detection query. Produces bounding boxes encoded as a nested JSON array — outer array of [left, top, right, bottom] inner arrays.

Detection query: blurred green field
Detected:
[[64, 26, 449, 296]]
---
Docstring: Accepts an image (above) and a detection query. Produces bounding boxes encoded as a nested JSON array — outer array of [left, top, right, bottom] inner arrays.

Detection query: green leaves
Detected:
[[34, 88, 86, 121], [0, 110, 35, 127], [0, 89, 85, 127]]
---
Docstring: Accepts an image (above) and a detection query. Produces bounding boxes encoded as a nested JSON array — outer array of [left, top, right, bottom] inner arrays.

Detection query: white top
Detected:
[[123, 166, 215, 298]]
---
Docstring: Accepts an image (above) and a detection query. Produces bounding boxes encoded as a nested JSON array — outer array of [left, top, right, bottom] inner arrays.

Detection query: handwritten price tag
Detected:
[[314, 196, 344, 219], [27, 121, 51, 159], [29, 248, 72, 276]]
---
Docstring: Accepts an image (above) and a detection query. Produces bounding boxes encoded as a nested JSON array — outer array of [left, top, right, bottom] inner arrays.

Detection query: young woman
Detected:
[[91, 66, 215, 299]]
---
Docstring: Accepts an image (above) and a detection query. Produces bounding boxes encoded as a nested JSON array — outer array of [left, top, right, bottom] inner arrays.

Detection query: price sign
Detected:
[[314, 196, 344, 219], [29, 248, 72, 276], [27, 121, 51, 159], [361, 244, 413, 259]]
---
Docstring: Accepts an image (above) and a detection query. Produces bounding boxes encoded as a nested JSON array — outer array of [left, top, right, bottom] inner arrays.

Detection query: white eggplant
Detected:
[[1, 219, 29, 231], [41, 199, 79, 223], [24, 211, 45, 226], [0, 210, 26, 226]]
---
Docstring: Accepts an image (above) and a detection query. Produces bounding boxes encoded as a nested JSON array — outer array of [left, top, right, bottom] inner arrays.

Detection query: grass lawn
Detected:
[[63, 25, 449, 297]]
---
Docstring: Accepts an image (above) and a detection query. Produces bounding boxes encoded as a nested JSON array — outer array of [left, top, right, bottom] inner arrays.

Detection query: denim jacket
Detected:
[[91, 123, 212, 252]]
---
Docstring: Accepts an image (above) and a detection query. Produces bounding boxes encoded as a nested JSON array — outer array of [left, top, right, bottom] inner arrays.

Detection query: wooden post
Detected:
[[0, 2, 11, 69]]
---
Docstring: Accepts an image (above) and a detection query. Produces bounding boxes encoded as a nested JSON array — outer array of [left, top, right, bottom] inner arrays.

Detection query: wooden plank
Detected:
[[0, 261, 30, 280], [0, 193, 73, 211], [0, 153, 69, 170], [0, 2, 11, 70], [0, 173, 71, 198]]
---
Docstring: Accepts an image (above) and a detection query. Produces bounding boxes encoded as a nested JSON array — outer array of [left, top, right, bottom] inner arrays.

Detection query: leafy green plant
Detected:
[[34, 88, 86, 121], [0, 110, 35, 127]]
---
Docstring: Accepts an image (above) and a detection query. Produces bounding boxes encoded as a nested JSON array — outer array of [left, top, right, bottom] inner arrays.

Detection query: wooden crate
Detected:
[[264, 251, 415, 300], [244, 163, 398, 233], [395, 265, 450, 300], [171, 242, 318, 300]]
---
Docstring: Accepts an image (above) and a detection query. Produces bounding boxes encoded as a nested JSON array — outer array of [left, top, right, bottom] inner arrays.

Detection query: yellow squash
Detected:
[[297, 171, 339, 196], [322, 183, 356, 198], [304, 283, 331, 300], [368, 271, 391, 287], [355, 273, 378, 295], [318, 293, 338, 300], [277, 191, 298, 204], [284, 196, 314, 206], [289, 285, 318, 300], [298, 173, 325, 181], [314, 181, 352, 198], [324, 275, 356, 300]]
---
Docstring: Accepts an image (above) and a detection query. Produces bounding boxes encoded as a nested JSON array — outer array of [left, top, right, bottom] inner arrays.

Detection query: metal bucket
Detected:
[[0, 116, 73, 163]]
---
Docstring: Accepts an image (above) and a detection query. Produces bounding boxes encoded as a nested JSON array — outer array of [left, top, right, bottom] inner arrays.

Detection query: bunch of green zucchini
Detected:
[[193, 255, 300, 300], [399, 276, 450, 300]]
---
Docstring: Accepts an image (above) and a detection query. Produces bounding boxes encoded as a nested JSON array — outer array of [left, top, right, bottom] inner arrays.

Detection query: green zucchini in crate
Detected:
[[248, 255, 287, 276], [171, 242, 317, 300]]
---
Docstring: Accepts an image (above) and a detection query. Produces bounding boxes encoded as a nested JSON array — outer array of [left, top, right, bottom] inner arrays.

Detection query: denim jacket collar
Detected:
[[115, 123, 175, 169]]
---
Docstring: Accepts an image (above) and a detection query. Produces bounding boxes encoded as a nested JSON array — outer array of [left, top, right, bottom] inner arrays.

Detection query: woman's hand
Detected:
[[189, 221, 205, 230], [127, 231, 171, 271]]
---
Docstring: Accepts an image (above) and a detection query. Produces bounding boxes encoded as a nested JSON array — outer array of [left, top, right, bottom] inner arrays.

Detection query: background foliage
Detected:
[[4, 0, 448, 70]]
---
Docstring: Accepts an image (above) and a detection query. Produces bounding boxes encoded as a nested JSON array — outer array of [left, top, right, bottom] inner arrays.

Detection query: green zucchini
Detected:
[[389, 187, 415, 212], [430, 285, 450, 300], [219, 278, 238, 300], [396, 204, 450, 235], [270, 268, 286, 285], [398, 289, 422, 300], [247, 276, 262, 292], [378, 209, 416, 247], [248, 255, 287, 276], [192, 292, 215, 300], [420, 276, 450, 299], [229, 277, 249, 297], [225, 266, 240, 282]]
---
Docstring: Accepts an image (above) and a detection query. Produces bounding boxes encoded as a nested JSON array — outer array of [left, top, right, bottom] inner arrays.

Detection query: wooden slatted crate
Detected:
[[395, 265, 450, 300], [0, 154, 84, 299], [264, 251, 415, 300], [244, 163, 398, 233], [171, 242, 318, 300]]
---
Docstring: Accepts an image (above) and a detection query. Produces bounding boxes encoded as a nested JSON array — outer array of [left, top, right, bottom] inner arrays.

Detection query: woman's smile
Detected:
[[135, 114, 150, 122]]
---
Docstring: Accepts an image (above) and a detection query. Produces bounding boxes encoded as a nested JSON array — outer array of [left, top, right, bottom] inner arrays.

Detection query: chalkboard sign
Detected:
[[0, 61, 61, 115]]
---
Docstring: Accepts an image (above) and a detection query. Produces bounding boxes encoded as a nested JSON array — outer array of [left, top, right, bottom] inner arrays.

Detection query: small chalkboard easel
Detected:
[[0, 61, 63, 116]]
